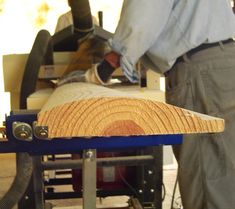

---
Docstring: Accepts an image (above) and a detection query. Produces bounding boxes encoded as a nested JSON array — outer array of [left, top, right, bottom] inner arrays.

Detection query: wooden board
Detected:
[[37, 83, 224, 138], [0, 126, 6, 140]]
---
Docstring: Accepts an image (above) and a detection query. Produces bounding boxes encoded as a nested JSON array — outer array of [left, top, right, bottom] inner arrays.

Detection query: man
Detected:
[[59, 1, 235, 208]]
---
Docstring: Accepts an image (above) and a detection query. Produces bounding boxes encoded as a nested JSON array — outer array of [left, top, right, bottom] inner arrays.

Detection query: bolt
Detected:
[[33, 123, 48, 139], [40, 131, 47, 136], [38, 128, 48, 138], [148, 170, 153, 175], [20, 132, 27, 138], [12, 122, 32, 141], [86, 150, 93, 159]]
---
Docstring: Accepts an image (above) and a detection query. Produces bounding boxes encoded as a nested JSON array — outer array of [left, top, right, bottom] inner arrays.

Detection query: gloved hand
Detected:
[[57, 63, 108, 86], [57, 51, 119, 86]]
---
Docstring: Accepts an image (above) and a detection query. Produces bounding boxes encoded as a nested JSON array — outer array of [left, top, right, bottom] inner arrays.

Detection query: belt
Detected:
[[175, 38, 234, 64]]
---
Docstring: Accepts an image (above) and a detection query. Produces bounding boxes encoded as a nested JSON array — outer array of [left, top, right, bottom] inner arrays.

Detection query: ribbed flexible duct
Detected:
[[0, 1, 93, 207], [70, 0, 93, 32], [0, 29, 53, 209]]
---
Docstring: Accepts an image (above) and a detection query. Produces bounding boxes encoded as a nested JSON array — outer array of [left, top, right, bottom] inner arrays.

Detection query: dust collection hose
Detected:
[[0, 153, 33, 209], [70, 0, 94, 32], [0, 1, 93, 208], [0, 30, 53, 208]]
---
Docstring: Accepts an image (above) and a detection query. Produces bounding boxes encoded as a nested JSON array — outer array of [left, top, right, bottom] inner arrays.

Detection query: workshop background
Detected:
[[0, 0, 181, 209], [0, 0, 123, 125]]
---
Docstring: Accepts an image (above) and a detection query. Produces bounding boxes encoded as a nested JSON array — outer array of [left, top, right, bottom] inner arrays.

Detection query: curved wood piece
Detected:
[[37, 83, 225, 138]]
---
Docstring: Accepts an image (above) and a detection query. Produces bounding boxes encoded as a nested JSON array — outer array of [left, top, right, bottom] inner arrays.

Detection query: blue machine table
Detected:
[[2, 110, 182, 154], [0, 110, 182, 209]]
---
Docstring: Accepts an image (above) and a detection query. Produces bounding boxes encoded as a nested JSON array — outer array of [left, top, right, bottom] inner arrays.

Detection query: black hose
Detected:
[[0, 29, 53, 209], [70, 0, 93, 32], [0, 153, 33, 209], [20, 29, 53, 109]]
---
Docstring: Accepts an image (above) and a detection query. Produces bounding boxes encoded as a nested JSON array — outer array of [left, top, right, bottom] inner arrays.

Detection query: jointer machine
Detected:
[[0, 110, 182, 209], [0, 1, 224, 209]]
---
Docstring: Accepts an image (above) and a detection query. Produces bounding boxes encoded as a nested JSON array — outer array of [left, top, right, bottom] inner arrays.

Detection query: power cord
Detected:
[[170, 172, 183, 209], [170, 172, 178, 209], [117, 167, 140, 199], [162, 182, 166, 201]]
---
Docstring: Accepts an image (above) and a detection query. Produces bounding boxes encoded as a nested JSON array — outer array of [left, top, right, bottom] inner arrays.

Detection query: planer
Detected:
[[0, 1, 224, 208]]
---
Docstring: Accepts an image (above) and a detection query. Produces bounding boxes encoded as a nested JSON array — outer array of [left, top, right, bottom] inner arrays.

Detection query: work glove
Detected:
[[57, 51, 119, 86], [57, 63, 109, 86]]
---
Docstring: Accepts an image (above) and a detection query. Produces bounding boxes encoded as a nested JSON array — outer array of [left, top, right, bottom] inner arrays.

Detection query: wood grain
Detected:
[[37, 83, 225, 138]]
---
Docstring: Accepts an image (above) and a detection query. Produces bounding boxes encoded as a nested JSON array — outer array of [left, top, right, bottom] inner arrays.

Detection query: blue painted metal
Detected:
[[0, 112, 182, 155]]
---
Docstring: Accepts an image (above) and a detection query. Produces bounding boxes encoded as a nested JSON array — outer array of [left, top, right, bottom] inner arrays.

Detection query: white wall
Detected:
[[0, 0, 123, 125]]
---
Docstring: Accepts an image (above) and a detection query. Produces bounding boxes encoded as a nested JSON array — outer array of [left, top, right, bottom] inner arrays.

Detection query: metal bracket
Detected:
[[12, 122, 32, 141], [83, 149, 97, 209], [33, 122, 49, 140]]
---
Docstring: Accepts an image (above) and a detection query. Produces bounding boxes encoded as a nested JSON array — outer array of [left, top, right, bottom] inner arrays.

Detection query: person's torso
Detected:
[[143, 0, 235, 73]]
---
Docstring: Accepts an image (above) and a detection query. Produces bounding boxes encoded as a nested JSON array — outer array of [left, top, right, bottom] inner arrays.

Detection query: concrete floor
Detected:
[[0, 153, 181, 209], [0, 153, 17, 209]]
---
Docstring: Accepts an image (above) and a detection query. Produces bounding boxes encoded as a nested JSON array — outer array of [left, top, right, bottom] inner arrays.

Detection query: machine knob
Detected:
[[12, 122, 32, 141], [33, 122, 49, 139]]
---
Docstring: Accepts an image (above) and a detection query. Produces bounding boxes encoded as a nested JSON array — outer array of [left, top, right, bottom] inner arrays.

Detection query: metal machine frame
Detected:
[[0, 2, 181, 207], [0, 110, 182, 209]]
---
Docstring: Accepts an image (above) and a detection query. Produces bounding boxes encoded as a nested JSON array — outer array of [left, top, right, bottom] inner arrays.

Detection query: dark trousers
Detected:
[[165, 41, 235, 209]]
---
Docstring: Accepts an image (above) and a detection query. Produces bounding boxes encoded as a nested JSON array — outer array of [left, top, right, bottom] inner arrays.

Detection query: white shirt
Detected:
[[110, 0, 235, 82]]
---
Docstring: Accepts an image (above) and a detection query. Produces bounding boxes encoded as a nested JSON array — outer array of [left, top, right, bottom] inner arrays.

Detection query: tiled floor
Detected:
[[0, 154, 181, 209]]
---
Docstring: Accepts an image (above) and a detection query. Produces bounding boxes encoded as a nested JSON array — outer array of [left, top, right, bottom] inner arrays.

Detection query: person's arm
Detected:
[[110, 0, 174, 82], [89, 0, 175, 84], [95, 51, 120, 83], [58, 0, 174, 86]]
